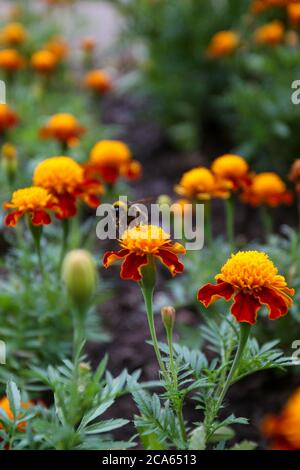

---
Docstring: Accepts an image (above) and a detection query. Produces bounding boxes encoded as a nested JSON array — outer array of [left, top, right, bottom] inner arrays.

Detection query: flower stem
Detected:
[[225, 196, 235, 251], [204, 200, 213, 249], [59, 218, 70, 269], [261, 205, 273, 239]]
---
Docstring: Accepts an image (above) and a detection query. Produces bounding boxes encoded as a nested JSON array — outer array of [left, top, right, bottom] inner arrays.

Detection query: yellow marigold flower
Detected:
[[39, 113, 85, 147], [4, 186, 57, 227], [84, 69, 112, 94], [87, 140, 141, 185], [104, 224, 186, 281], [0, 396, 32, 432], [254, 20, 285, 45], [31, 49, 57, 75], [211, 154, 251, 190], [207, 31, 239, 58], [198, 251, 294, 325], [33, 156, 103, 219], [241, 172, 293, 207], [175, 167, 231, 201], [0, 22, 27, 46], [262, 387, 300, 449], [0, 103, 19, 134], [0, 48, 24, 71], [44, 37, 69, 62]]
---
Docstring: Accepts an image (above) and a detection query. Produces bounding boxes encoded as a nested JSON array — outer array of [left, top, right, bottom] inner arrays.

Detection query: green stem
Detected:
[[225, 196, 235, 251], [261, 205, 273, 240], [204, 200, 213, 249], [59, 219, 70, 269]]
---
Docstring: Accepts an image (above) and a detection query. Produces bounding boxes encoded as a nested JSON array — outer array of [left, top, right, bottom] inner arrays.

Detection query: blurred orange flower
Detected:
[[0, 22, 27, 46], [241, 172, 293, 207], [211, 154, 251, 191], [289, 159, 300, 191], [81, 37, 96, 51], [103, 224, 185, 282], [4, 186, 57, 227], [0, 103, 19, 134], [262, 388, 300, 449], [254, 21, 285, 45], [84, 69, 112, 94], [198, 251, 294, 325], [31, 50, 57, 75], [207, 31, 239, 58], [0, 396, 32, 432], [39, 113, 85, 148], [87, 140, 141, 185], [44, 37, 69, 62], [33, 156, 103, 219], [0, 48, 24, 72], [175, 167, 232, 201], [288, 3, 300, 25]]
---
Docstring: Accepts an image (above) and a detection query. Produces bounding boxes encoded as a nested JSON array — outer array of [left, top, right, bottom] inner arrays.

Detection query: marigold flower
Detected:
[[211, 154, 251, 190], [81, 37, 96, 51], [0, 396, 31, 432], [103, 224, 186, 282], [289, 158, 300, 191], [44, 37, 69, 62], [0, 103, 18, 134], [207, 31, 239, 58], [175, 167, 232, 201], [33, 156, 103, 219], [198, 251, 294, 325], [262, 388, 300, 450], [0, 48, 24, 71], [288, 4, 300, 25], [39, 113, 85, 147], [254, 21, 285, 45], [87, 140, 141, 185], [4, 186, 57, 227], [62, 249, 96, 307], [241, 172, 293, 207], [84, 69, 112, 94], [0, 22, 27, 46], [31, 49, 57, 75], [1, 143, 17, 183]]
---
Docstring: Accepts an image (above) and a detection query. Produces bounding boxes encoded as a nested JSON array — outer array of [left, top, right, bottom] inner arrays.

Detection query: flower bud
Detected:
[[161, 306, 176, 331], [1, 143, 17, 185], [62, 249, 96, 308], [157, 194, 171, 207]]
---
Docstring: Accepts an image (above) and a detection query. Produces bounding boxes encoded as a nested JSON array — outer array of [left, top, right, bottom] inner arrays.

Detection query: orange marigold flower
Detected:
[[241, 172, 293, 207], [254, 20, 285, 45], [262, 387, 300, 450], [84, 69, 112, 94], [33, 156, 103, 219], [0, 396, 32, 432], [175, 167, 232, 201], [103, 224, 186, 282], [3, 186, 57, 227], [39, 113, 85, 147], [87, 140, 141, 185], [81, 37, 96, 51], [288, 3, 300, 25], [0, 22, 27, 46], [44, 37, 69, 62], [31, 49, 57, 75], [0, 48, 24, 71], [207, 31, 239, 58], [197, 251, 294, 325], [0, 103, 18, 134], [211, 154, 251, 190], [289, 158, 300, 191]]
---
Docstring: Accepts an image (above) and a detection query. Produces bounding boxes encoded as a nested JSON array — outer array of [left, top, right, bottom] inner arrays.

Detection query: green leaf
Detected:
[[85, 418, 128, 435], [189, 425, 206, 450], [231, 440, 257, 451], [208, 426, 235, 443], [6, 381, 21, 420], [78, 400, 114, 430]]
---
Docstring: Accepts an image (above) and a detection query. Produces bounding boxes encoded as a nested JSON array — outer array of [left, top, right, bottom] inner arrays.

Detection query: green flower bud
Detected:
[[161, 305, 176, 331]]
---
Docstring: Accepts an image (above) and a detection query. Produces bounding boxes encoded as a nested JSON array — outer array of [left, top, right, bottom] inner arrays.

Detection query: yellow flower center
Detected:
[[212, 154, 249, 179], [33, 156, 84, 194], [216, 251, 287, 290], [10, 187, 53, 211], [251, 172, 286, 197], [120, 225, 171, 254], [90, 140, 132, 167]]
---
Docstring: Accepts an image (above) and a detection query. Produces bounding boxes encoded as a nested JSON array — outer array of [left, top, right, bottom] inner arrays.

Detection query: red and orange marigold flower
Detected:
[[0, 22, 27, 46], [31, 49, 57, 75], [207, 31, 239, 58], [0, 103, 18, 134], [4, 186, 57, 227], [0, 48, 24, 72], [175, 167, 232, 201], [211, 154, 251, 191], [84, 69, 112, 94], [254, 21, 285, 45], [0, 396, 32, 432], [87, 140, 141, 185], [39, 113, 85, 147], [197, 251, 294, 325], [33, 156, 103, 219], [241, 172, 293, 207], [103, 224, 186, 282]]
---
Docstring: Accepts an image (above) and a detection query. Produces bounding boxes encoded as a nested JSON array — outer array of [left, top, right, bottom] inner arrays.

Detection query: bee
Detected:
[[112, 198, 152, 231]]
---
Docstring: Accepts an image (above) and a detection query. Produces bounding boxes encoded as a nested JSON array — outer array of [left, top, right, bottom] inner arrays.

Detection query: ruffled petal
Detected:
[[120, 252, 148, 281], [103, 249, 129, 268], [160, 241, 186, 255], [55, 194, 77, 219], [155, 248, 185, 276], [197, 281, 234, 307], [100, 166, 119, 185], [254, 286, 290, 320], [231, 291, 261, 325], [31, 210, 51, 226], [4, 210, 24, 227]]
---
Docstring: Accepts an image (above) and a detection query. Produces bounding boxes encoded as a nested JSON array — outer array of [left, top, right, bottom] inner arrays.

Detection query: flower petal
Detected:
[[160, 241, 186, 255], [254, 287, 290, 320], [4, 210, 24, 227], [231, 291, 261, 325], [197, 281, 234, 307], [120, 252, 148, 281], [55, 194, 77, 219], [156, 248, 185, 276], [31, 210, 51, 226], [103, 249, 129, 268]]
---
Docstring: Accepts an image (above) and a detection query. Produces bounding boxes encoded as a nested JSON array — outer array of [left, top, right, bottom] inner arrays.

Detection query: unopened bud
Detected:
[[161, 306, 176, 331], [62, 249, 96, 309], [157, 194, 171, 207], [1, 143, 17, 184]]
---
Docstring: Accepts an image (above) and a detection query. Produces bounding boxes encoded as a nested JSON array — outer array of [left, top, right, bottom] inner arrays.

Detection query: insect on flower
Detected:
[[197, 251, 294, 325], [103, 224, 186, 282]]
